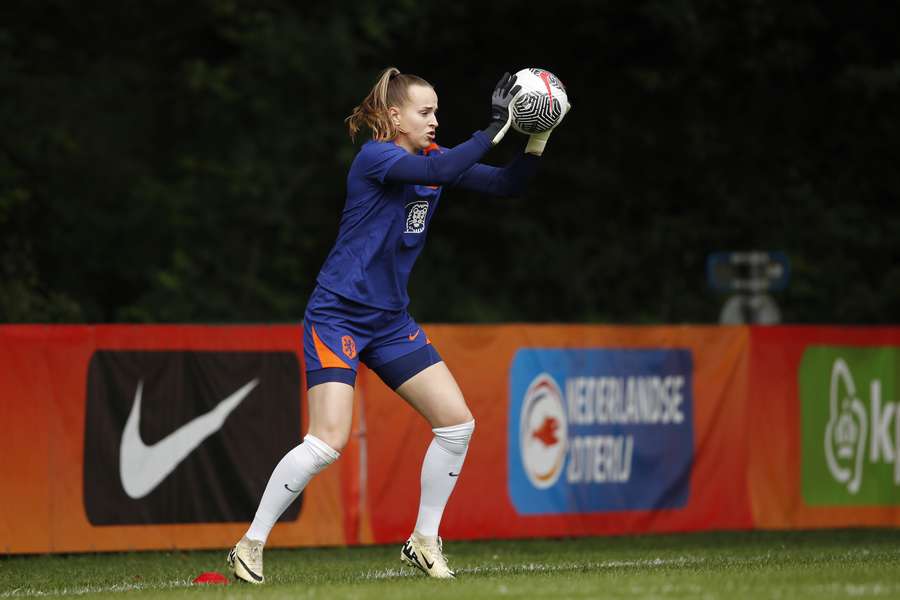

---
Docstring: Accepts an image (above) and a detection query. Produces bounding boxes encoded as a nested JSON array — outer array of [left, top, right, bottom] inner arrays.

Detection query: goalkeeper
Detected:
[[228, 67, 568, 583]]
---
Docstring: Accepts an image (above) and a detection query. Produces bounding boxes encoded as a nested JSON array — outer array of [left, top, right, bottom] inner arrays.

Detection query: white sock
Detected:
[[245, 434, 339, 544], [414, 419, 475, 538]]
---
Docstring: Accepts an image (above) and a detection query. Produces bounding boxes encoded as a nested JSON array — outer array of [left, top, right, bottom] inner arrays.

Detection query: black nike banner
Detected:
[[84, 351, 302, 525]]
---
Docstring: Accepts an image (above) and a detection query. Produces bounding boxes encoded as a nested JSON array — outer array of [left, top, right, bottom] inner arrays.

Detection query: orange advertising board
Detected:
[[748, 326, 900, 529], [0, 325, 346, 554], [11, 322, 896, 555], [358, 324, 753, 542]]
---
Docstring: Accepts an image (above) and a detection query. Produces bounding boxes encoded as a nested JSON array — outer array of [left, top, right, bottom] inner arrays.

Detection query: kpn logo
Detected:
[[800, 346, 899, 505]]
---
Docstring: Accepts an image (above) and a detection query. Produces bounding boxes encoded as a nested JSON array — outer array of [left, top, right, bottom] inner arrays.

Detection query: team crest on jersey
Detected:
[[405, 201, 429, 234], [341, 335, 357, 359]]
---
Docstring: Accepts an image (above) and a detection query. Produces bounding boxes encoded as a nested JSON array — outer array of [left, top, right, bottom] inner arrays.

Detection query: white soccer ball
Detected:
[[510, 68, 568, 135]]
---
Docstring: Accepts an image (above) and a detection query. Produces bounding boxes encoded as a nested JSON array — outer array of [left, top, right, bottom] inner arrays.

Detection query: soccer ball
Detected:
[[510, 68, 568, 134]]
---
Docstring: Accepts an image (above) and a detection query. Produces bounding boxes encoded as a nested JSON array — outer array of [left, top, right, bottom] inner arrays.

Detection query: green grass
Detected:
[[3, 529, 900, 599]]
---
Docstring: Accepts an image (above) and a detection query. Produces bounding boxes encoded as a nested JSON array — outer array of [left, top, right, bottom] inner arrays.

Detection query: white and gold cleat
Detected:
[[400, 532, 455, 579], [227, 536, 265, 584]]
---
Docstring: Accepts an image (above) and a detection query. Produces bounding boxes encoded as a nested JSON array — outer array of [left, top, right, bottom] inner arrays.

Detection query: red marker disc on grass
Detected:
[[192, 571, 229, 585]]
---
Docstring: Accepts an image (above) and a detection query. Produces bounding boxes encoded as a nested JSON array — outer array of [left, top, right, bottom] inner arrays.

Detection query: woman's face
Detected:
[[391, 84, 438, 153]]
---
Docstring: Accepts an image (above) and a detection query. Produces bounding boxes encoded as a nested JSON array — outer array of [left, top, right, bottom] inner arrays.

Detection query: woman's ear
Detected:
[[388, 106, 401, 126]]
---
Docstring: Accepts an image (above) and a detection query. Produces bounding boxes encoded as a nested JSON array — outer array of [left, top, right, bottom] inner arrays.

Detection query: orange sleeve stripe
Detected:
[[311, 325, 351, 369]]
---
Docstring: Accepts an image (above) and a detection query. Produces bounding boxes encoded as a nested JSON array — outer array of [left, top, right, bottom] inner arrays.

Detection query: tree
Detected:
[[1, 0, 897, 324]]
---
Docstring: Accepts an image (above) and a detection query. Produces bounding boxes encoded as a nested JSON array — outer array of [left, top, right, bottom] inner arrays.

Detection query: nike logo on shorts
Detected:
[[408, 329, 421, 341]]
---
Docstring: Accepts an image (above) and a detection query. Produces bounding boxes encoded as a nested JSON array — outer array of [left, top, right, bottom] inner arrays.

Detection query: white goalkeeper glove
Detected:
[[525, 101, 571, 156]]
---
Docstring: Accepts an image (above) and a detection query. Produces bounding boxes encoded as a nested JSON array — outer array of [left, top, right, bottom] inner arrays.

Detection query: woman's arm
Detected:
[[451, 152, 541, 197], [383, 132, 492, 186]]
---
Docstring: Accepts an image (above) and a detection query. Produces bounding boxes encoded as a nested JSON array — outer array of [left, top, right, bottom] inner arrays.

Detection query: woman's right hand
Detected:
[[525, 100, 572, 156], [485, 72, 521, 145]]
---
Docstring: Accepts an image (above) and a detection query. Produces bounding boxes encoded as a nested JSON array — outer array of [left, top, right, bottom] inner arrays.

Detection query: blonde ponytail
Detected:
[[346, 67, 432, 142]]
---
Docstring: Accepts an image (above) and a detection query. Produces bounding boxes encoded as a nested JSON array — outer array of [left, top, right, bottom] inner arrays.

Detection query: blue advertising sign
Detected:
[[508, 348, 694, 515]]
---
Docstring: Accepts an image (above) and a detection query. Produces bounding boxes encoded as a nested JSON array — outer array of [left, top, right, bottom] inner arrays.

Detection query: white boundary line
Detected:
[[361, 556, 709, 580], [0, 579, 192, 598]]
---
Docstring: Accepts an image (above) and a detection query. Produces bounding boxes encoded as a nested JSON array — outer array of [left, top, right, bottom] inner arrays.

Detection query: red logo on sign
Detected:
[[532, 417, 560, 447]]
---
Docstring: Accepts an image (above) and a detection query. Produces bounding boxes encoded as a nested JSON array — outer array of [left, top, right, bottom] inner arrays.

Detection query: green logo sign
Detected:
[[800, 346, 899, 505]]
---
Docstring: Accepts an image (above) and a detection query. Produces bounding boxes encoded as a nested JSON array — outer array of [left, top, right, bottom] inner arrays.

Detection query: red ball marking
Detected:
[[537, 70, 554, 104]]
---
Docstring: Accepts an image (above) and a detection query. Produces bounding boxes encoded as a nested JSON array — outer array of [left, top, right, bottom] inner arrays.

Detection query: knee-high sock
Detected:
[[414, 420, 475, 538], [245, 434, 339, 543]]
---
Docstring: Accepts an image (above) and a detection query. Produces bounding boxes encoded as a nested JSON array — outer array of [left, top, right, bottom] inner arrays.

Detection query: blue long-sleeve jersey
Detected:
[[316, 130, 539, 310]]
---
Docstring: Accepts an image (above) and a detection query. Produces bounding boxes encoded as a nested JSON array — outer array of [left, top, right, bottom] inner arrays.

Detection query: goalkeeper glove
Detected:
[[525, 101, 572, 156], [483, 72, 522, 145]]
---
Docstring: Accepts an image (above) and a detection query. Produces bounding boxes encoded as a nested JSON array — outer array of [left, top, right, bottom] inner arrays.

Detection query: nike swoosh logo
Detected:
[[284, 483, 300, 493], [237, 555, 263, 582], [408, 329, 421, 341], [403, 542, 432, 572], [449, 472, 459, 477], [119, 378, 259, 499]]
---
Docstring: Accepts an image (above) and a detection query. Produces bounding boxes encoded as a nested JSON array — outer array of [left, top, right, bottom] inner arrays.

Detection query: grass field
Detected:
[[3, 529, 900, 599]]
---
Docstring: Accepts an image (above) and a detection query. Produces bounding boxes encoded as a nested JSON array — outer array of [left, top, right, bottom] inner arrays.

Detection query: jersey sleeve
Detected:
[[451, 153, 541, 197], [383, 131, 492, 186]]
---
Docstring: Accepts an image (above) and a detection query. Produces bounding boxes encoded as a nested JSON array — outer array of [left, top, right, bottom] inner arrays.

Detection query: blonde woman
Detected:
[[229, 67, 566, 582]]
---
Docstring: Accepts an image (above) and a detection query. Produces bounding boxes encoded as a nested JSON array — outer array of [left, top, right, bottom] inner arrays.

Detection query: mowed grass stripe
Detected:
[[3, 559, 709, 597], [3, 530, 900, 599]]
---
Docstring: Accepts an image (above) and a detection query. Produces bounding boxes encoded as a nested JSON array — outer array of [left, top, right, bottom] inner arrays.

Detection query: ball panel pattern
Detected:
[[512, 92, 562, 134]]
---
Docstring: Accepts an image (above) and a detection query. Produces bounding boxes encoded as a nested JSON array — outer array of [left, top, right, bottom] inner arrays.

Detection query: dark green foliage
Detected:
[[1, 0, 897, 323]]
